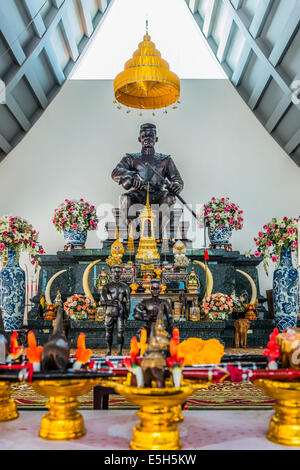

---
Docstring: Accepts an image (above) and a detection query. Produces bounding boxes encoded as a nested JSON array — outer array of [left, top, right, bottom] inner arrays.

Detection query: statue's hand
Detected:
[[169, 182, 182, 195], [132, 174, 144, 190], [122, 175, 133, 190]]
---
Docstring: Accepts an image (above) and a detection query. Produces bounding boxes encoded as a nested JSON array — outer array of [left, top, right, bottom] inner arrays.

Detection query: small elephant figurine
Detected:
[[234, 318, 251, 348], [142, 366, 166, 388]]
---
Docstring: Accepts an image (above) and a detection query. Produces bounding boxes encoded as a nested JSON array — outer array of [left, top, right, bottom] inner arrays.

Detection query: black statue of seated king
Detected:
[[111, 123, 184, 229]]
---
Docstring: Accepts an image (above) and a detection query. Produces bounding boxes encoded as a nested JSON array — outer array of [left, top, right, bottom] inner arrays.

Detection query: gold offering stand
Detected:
[[101, 376, 210, 450], [0, 381, 19, 422], [31, 375, 102, 440], [253, 379, 300, 447]]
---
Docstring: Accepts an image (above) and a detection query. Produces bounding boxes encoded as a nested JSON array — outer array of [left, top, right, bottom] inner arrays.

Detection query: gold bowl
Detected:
[[253, 379, 300, 447], [101, 377, 210, 450], [31, 378, 101, 440], [0, 382, 18, 422]]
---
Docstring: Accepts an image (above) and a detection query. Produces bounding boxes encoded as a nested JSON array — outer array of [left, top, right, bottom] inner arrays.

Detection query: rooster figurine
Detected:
[[6, 331, 23, 363], [24, 331, 43, 371], [73, 333, 92, 370]]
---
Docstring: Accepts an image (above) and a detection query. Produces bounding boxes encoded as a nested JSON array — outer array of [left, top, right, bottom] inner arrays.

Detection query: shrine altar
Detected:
[[25, 247, 282, 349]]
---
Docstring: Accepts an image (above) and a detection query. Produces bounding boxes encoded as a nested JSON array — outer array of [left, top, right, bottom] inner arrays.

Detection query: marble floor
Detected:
[[0, 409, 298, 450]]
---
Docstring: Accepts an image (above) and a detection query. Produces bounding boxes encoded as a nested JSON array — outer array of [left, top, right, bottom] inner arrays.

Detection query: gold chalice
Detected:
[[101, 377, 210, 450], [253, 379, 300, 447], [0, 382, 18, 422], [31, 378, 101, 440]]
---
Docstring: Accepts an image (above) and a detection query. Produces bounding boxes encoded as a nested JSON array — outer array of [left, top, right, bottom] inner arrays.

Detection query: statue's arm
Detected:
[[133, 301, 146, 321], [124, 286, 131, 318], [111, 155, 136, 189], [164, 300, 174, 333], [165, 157, 184, 194], [100, 285, 114, 306]]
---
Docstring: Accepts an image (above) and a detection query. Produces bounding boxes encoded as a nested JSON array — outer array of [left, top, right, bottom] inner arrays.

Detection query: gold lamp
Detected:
[[114, 22, 180, 110]]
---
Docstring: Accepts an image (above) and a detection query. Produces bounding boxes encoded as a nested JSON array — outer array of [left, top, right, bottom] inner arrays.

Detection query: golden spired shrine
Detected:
[[136, 185, 160, 260], [0, 0, 300, 454]]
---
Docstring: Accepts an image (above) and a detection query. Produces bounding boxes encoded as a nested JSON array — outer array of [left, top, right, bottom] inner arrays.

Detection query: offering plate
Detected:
[[253, 379, 300, 447], [101, 377, 210, 450], [31, 378, 101, 440]]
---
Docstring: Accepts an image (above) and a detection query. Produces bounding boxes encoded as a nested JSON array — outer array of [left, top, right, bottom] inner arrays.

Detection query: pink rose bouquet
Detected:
[[52, 198, 98, 233], [0, 215, 44, 264], [202, 293, 233, 320], [253, 216, 298, 275], [201, 197, 244, 230]]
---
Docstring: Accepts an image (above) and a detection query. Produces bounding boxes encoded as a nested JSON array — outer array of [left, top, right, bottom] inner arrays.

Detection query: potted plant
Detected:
[[0, 215, 44, 331], [52, 198, 98, 249], [202, 292, 233, 321], [201, 197, 244, 245], [252, 217, 298, 331], [63, 294, 95, 321]]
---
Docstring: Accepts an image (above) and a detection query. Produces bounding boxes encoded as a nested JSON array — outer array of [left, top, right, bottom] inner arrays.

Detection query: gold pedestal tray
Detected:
[[31, 378, 100, 440], [0, 382, 18, 422], [102, 377, 210, 450], [254, 379, 300, 447]]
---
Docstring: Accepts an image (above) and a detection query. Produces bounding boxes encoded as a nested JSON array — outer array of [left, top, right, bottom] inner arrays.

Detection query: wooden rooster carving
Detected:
[[41, 306, 70, 371]]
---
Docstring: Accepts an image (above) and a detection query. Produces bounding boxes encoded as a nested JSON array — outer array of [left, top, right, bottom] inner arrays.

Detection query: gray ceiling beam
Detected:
[[265, 70, 300, 132], [230, 0, 243, 9], [22, 0, 47, 38], [0, 0, 112, 159], [60, 15, 79, 61], [0, 7, 26, 66], [222, 0, 292, 96], [52, 0, 65, 8], [248, 0, 273, 39], [5, 94, 31, 132], [231, 43, 252, 86], [44, 40, 66, 85], [248, 71, 271, 110], [97, 0, 108, 13], [0, 133, 12, 154], [265, 95, 292, 133], [268, 4, 300, 67], [231, 1, 273, 86], [24, 69, 48, 109], [203, 0, 219, 38], [77, 0, 94, 37], [284, 128, 300, 155], [216, 15, 235, 62], [188, 0, 200, 14]]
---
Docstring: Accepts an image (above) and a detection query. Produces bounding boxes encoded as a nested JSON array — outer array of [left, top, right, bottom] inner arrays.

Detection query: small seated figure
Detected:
[[133, 278, 174, 341]]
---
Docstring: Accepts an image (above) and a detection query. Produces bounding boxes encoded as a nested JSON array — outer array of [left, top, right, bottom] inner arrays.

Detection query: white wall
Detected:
[[0, 79, 299, 296]]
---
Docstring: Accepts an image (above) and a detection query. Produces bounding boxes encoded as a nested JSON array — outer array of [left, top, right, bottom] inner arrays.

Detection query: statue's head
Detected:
[[110, 264, 122, 281], [138, 123, 158, 149], [150, 278, 161, 297]]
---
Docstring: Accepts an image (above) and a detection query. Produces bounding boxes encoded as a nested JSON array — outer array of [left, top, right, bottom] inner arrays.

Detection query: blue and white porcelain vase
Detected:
[[273, 245, 299, 331], [63, 229, 87, 247], [208, 226, 232, 245], [0, 249, 26, 331]]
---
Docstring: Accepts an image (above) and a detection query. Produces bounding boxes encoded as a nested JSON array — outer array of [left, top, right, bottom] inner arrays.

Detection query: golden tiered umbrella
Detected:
[[114, 23, 180, 110]]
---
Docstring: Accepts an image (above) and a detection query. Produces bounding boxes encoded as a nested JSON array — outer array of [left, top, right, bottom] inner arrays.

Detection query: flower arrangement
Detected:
[[0, 215, 45, 264], [201, 197, 244, 230], [252, 217, 298, 274], [202, 293, 233, 320], [63, 294, 95, 320], [52, 198, 98, 232]]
